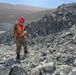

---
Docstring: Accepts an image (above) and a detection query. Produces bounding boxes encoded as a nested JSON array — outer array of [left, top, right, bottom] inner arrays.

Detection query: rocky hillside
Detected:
[[0, 2, 76, 75], [0, 23, 76, 75], [27, 3, 76, 37]]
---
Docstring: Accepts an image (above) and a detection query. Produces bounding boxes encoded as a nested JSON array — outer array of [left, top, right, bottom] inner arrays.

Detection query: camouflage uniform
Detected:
[[14, 24, 28, 59]]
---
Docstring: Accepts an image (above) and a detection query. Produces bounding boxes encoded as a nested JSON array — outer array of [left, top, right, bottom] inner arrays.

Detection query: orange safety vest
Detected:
[[16, 24, 25, 38]]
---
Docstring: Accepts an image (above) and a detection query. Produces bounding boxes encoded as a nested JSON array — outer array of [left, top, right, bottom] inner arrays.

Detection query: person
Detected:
[[14, 17, 30, 59]]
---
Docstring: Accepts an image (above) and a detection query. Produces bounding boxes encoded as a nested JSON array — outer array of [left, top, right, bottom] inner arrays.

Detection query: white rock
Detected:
[[45, 50, 50, 54], [40, 60, 47, 65], [46, 55, 54, 62], [42, 62, 55, 72], [6, 54, 10, 58], [30, 62, 55, 75], [74, 60, 76, 66], [0, 66, 11, 75], [73, 35, 76, 42], [62, 65, 71, 74], [60, 72, 65, 75], [69, 69, 76, 75], [52, 14, 56, 18], [5, 58, 15, 66], [56, 52, 61, 57], [0, 31, 6, 34], [29, 65, 42, 75], [54, 65, 71, 75], [3, 57, 6, 61], [62, 16, 67, 21]]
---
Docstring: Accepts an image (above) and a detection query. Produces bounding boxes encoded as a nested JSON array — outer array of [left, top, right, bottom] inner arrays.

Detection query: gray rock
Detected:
[[46, 55, 55, 62], [52, 14, 56, 18], [30, 62, 55, 75], [43, 62, 55, 72], [29, 65, 43, 75], [74, 60, 76, 66], [9, 66, 27, 75], [0, 66, 11, 75], [72, 35, 76, 43], [4, 58, 15, 66], [69, 69, 76, 75], [62, 65, 72, 74]]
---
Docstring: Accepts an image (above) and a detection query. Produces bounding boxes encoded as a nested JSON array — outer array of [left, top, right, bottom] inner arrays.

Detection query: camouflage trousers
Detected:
[[16, 37, 27, 56]]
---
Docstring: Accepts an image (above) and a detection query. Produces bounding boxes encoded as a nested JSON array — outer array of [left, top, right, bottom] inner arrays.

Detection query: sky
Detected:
[[0, 0, 76, 8]]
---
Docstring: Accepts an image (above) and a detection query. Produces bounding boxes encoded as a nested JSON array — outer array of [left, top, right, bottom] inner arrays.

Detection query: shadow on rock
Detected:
[[9, 66, 28, 75], [4, 58, 21, 66]]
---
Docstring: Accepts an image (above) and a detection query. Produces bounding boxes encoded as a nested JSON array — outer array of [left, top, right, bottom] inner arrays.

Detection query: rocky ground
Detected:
[[0, 2, 76, 75], [0, 24, 76, 75]]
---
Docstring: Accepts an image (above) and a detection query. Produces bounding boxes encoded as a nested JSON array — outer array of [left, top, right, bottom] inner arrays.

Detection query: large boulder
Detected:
[[9, 66, 27, 75], [69, 69, 76, 75], [0, 66, 11, 75], [29, 62, 55, 75]]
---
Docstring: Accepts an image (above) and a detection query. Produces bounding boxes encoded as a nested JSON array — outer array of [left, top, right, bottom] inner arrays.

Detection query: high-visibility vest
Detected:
[[16, 24, 25, 38]]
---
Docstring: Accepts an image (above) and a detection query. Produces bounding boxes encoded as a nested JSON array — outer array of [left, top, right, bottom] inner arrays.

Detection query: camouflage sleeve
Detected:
[[13, 24, 17, 36]]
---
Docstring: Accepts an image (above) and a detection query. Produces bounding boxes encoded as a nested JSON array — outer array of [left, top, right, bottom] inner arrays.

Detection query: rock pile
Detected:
[[28, 3, 76, 37]]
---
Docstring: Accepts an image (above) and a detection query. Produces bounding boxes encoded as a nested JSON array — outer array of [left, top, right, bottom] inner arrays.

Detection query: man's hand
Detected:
[[23, 31, 27, 36], [23, 31, 30, 36]]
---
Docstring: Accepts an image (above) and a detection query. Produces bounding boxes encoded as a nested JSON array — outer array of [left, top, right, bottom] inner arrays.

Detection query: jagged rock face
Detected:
[[28, 3, 76, 37]]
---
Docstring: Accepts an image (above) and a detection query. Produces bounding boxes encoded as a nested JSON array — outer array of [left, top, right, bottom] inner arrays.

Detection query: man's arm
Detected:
[[13, 24, 17, 37]]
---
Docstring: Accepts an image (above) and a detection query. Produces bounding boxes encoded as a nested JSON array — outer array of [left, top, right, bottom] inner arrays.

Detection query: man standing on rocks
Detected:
[[14, 17, 30, 59]]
